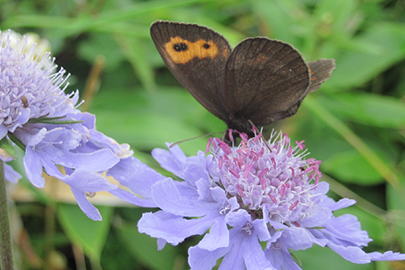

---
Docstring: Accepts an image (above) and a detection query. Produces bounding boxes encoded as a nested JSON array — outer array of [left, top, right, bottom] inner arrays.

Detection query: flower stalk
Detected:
[[0, 160, 14, 270]]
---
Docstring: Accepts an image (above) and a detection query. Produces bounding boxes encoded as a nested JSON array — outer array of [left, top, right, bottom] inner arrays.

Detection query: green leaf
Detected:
[[327, 22, 405, 88], [319, 93, 405, 128], [3, 0, 212, 37], [251, 0, 305, 45], [57, 204, 113, 263], [304, 96, 402, 189], [28, 116, 83, 125], [91, 87, 225, 155], [93, 110, 210, 155], [117, 221, 185, 270], [296, 244, 372, 270], [77, 33, 124, 71], [115, 35, 156, 91], [314, 0, 359, 34], [322, 150, 382, 185], [386, 184, 405, 252]]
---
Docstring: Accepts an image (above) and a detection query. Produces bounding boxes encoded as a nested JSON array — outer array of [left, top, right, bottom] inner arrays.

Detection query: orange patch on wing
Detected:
[[247, 53, 269, 66], [309, 68, 315, 81], [164, 36, 219, 64], [222, 48, 229, 58]]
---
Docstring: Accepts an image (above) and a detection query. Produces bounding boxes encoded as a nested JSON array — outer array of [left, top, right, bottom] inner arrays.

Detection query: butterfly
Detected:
[[150, 20, 335, 142]]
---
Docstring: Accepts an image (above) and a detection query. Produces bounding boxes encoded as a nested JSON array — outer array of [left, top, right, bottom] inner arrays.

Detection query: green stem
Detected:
[[0, 160, 14, 270], [7, 133, 26, 152], [44, 204, 55, 270]]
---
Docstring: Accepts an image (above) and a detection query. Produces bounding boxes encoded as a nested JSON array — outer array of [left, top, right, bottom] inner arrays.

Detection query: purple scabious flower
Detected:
[[0, 29, 145, 220], [0, 30, 76, 137], [138, 130, 405, 269]]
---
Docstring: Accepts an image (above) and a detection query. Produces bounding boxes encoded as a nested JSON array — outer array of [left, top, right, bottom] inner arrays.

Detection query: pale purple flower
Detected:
[[0, 30, 76, 137], [138, 131, 405, 269], [0, 29, 143, 220], [4, 163, 21, 183]]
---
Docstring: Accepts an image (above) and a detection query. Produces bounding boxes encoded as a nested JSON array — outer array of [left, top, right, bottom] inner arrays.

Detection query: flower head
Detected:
[[0, 29, 146, 220], [206, 131, 322, 225], [138, 131, 405, 269], [0, 30, 76, 138]]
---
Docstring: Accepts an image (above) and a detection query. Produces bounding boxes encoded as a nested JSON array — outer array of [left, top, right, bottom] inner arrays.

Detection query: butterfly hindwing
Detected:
[[150, 21, 232, 122], [307, 59, 336, 93], [223, 38, 310, 128]]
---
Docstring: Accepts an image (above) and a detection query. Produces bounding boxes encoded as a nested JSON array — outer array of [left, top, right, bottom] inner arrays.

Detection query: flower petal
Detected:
[[152, 178, 217, 216], [152, 144, 186, 176], [189, 245, 229, 270], [197, 217, 229, 250], [323, 214, 371, 246], [61, 168, 116, 192], [328, 198, 356, 211], [109, 188, 157, 208], [299, 205, 331, 227], [182, 151, 209, 186], [327, 241, 371, 264], [0, 126, 7, 140], [70, 187, 102, 221], [138, 211, 213, 245], [243, 232, 275, 270], [107, 156, 164, 200], [368, 251, 405, 261], [23, 147, 45, 187], [282, 227, 327, 250], [4, 163, 21, 183], [265, 243, 303, 270]]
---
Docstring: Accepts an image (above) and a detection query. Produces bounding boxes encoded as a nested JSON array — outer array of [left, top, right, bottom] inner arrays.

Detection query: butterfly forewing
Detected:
[[223, 38, 310, 127], [150, 21, 232, 121]]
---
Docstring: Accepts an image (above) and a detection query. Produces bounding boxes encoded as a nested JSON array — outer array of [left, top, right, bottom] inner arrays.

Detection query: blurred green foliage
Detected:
[[2, 0, 405, 269]]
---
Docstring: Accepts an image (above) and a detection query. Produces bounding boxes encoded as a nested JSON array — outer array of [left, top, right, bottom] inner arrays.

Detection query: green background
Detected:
[[2, 0, 405, 269]]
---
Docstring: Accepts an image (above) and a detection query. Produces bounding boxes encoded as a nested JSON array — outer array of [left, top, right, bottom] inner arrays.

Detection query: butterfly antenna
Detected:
[[247, 119, 258, 132], [169, 132, 222, 148]]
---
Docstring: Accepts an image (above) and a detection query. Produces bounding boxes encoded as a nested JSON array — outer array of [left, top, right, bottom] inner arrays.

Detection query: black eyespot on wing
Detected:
[[173, 43, 182, 52], [203, 43, 210, 49], [150, 20, 232, 122], [173, 43, 188, 51]]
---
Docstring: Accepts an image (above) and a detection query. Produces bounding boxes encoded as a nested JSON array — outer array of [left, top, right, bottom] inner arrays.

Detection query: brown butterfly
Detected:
[[150, 20, 335, 142]]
